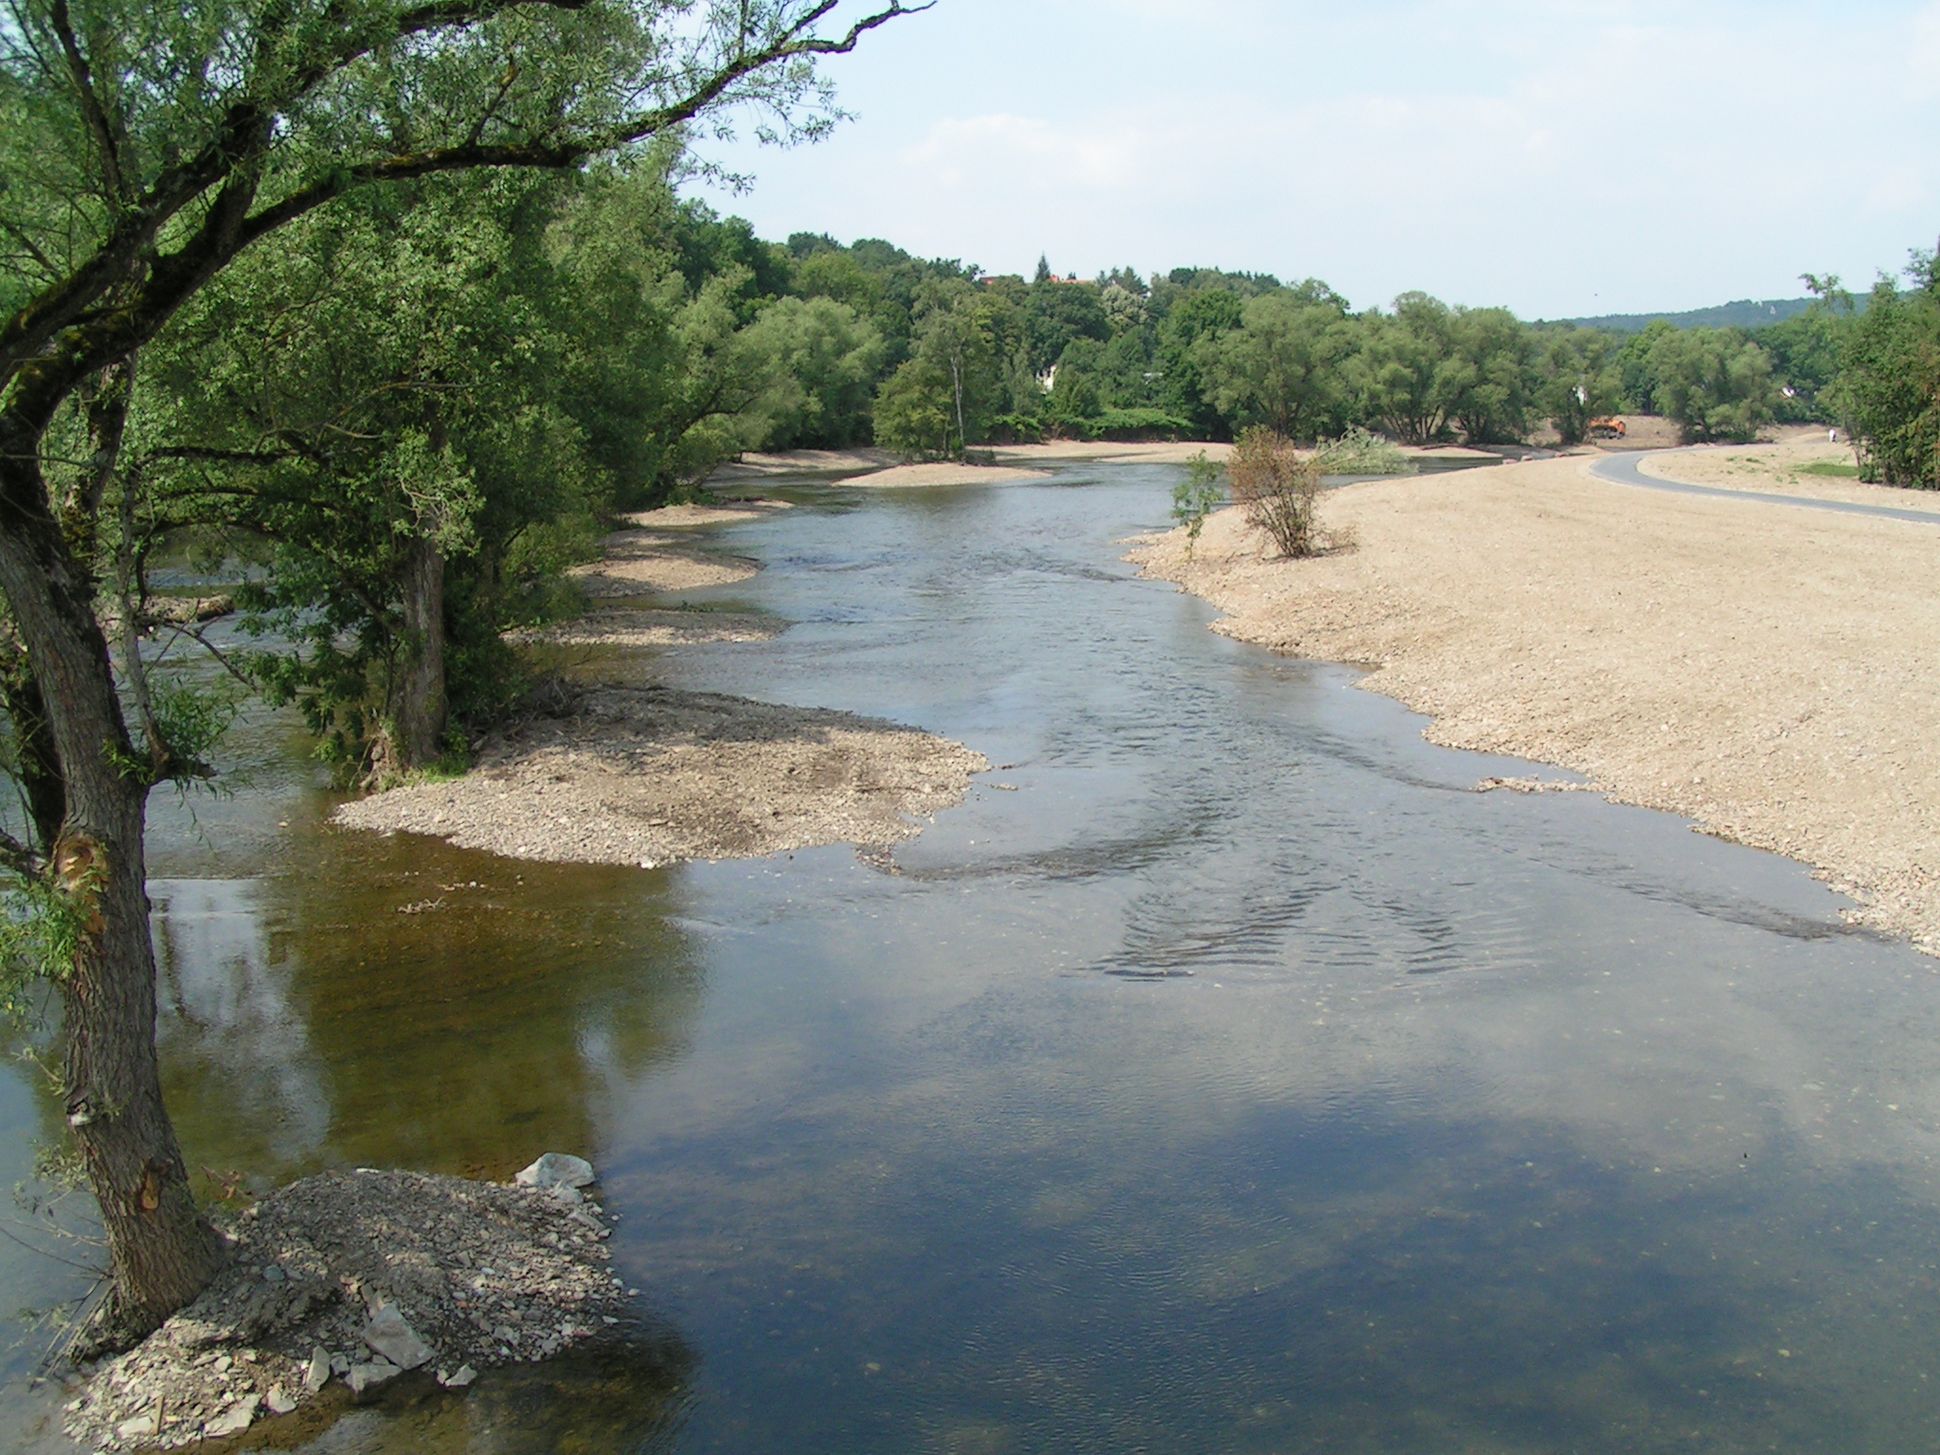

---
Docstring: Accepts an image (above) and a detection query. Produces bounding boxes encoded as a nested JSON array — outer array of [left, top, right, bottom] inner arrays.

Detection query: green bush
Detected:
[[1228, 427, 1323, 558], [1081, 407, 1194, 441], [1171, 451, 1225, 552], [986, 412, 1045, 444], [1313, 425, 1414, 476]]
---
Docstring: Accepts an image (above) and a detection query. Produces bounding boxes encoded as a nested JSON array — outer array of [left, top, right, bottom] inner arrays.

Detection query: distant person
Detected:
[[1829, 428, 1838, 443]]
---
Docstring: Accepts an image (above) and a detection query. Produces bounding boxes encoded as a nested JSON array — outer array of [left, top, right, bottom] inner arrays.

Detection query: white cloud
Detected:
[[691, 0, 1940, 315], [899, 113, 1145, 192]]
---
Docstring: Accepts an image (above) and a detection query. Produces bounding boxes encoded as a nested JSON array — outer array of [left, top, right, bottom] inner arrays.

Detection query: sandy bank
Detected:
[[1639, 429, 1940, 513], [1398, 444, 1499, 460], [621, 499, 794, 529], [569, 530, 759, 596], [1129, 453, 1940, 953], [989, 440, 1234, 467], [713, 448, 896, 480], [509, 607, 782, 650], [838, 460, 1053, 488], [334, 685, 986, 867], [724, 442, 1236, 482]]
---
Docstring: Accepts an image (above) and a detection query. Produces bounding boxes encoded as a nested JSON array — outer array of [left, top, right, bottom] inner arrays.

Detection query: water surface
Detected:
[[6, 463, 1940, 1452]]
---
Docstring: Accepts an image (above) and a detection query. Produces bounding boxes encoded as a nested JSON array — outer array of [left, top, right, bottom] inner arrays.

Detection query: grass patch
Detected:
[[1798, 460, 1861, 479]]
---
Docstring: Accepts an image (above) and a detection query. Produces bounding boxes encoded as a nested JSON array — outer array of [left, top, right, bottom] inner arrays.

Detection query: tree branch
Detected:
[[3, 0, 931, 430], [0, 825, 45, 879], [45, 0, 129, 206]]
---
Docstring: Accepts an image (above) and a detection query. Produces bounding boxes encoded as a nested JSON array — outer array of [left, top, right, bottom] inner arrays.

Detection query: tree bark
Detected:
[[949, 353, 966, 459], [392, 532, 448, 772], [0, 424, 221, 1347]]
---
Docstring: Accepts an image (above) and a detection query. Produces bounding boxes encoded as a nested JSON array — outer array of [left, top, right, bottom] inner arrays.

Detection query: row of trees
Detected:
[[693, 244, 1834, 457], [711, 238, 1932, 483]]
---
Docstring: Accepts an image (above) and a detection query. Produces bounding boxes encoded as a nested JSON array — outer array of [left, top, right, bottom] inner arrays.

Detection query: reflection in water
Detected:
[[252, 1331, 696, 1455], [153, 828, 706, 1188], [5, 465, 1940, 1453]]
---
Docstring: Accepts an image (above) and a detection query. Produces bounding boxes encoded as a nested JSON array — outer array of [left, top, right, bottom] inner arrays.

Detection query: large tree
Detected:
[[0, 0, 926, 1348], [1196, 286, 1355, 442], [1833, 251, 1940, 487], [874, 277, 1002, 456], [1354, 292, 1463, 444], [1647, 326, 1779, 443], [1535, 326, 1622, 446]]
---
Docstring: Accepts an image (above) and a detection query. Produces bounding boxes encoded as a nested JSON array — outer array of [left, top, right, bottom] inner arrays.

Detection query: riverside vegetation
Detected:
[[2, 0, 1939, 1414]]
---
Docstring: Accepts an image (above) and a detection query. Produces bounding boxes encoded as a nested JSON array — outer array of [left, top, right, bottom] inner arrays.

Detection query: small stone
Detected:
[[212, 1354, 233, 1374], [515, 1153, 595, 1193], [116, 1410, 161, 1440], [492, 1324, 517, 1345], [204, 1393, 260, 1438], [346, 1360, 401, 1397], [304, 1348, 331, 1393], [330, 1354, 351, 1378], [437, 1364, 478, 1390], [364, 1304, 434, 1371], [266, 1385, 297, 1416], [261, 1265, 286, 1284]]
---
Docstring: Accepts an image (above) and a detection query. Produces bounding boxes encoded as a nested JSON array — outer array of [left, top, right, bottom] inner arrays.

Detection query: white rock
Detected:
[[363, 1304, 434, 1371], [346, 1360, 400, 1397], [437, 1364, 478, 1389], [515, 1153, 595, 1192], [303, 1348, 331, 1393], [115, 1410, 160, 1440], [204, 1394, 260, 1438], [266, 1385, 297, 1416]]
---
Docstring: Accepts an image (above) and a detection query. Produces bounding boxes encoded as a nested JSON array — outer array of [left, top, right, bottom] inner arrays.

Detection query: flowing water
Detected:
[[6, 462, 1940, 1452]]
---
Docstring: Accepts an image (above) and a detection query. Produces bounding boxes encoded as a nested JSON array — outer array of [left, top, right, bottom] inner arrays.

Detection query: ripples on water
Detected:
[[6, 465, 1940, 1452]]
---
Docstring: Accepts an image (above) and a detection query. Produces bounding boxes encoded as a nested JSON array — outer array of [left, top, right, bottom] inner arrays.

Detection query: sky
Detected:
[[688, 0, 1940, 319]]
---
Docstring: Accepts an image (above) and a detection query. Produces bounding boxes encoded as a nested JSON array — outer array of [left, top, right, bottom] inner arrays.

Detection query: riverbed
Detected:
[[5, 461, 1940, 1452]]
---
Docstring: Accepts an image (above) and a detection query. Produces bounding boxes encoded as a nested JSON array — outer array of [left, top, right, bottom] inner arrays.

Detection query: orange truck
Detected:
[[1588, 416, 1627, 439]]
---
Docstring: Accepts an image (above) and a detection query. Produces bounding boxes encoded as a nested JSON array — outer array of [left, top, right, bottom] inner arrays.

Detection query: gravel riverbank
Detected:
[[1129, 452, 1940, 954]]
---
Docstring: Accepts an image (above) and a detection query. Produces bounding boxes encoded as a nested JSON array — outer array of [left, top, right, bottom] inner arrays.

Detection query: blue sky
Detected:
[[690, 0, 1940, 318]]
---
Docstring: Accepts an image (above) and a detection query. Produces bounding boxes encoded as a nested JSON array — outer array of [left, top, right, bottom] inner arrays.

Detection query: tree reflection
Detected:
[[152, 819, 703, 1189]]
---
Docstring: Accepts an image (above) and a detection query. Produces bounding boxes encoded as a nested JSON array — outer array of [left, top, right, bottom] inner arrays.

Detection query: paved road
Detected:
[[1589, 449, 1940, 526]]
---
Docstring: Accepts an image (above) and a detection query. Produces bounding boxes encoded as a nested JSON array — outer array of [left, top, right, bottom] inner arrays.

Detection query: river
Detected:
[[5, 461, 1940, 1451]]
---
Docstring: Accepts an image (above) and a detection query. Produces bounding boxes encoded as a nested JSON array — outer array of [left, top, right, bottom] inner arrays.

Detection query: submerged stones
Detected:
[[62, 1156, 627, 1451]]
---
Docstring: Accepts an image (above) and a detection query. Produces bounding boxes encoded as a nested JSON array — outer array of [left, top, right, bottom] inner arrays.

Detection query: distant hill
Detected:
[[1548, 297, 1820, 333]]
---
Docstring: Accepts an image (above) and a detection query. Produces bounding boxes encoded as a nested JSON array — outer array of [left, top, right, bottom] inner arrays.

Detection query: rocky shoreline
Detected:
[[64, 1158, 626, 1452]]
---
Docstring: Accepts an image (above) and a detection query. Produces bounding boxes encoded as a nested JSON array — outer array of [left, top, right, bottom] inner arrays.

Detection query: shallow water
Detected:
[[7, 463, 1940, 1451]]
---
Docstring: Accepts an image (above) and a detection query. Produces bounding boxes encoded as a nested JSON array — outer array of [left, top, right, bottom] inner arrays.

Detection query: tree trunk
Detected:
[[0, 429, 221, 1348], [392, 532, 447, 772], [949, 354, 966, 459]]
